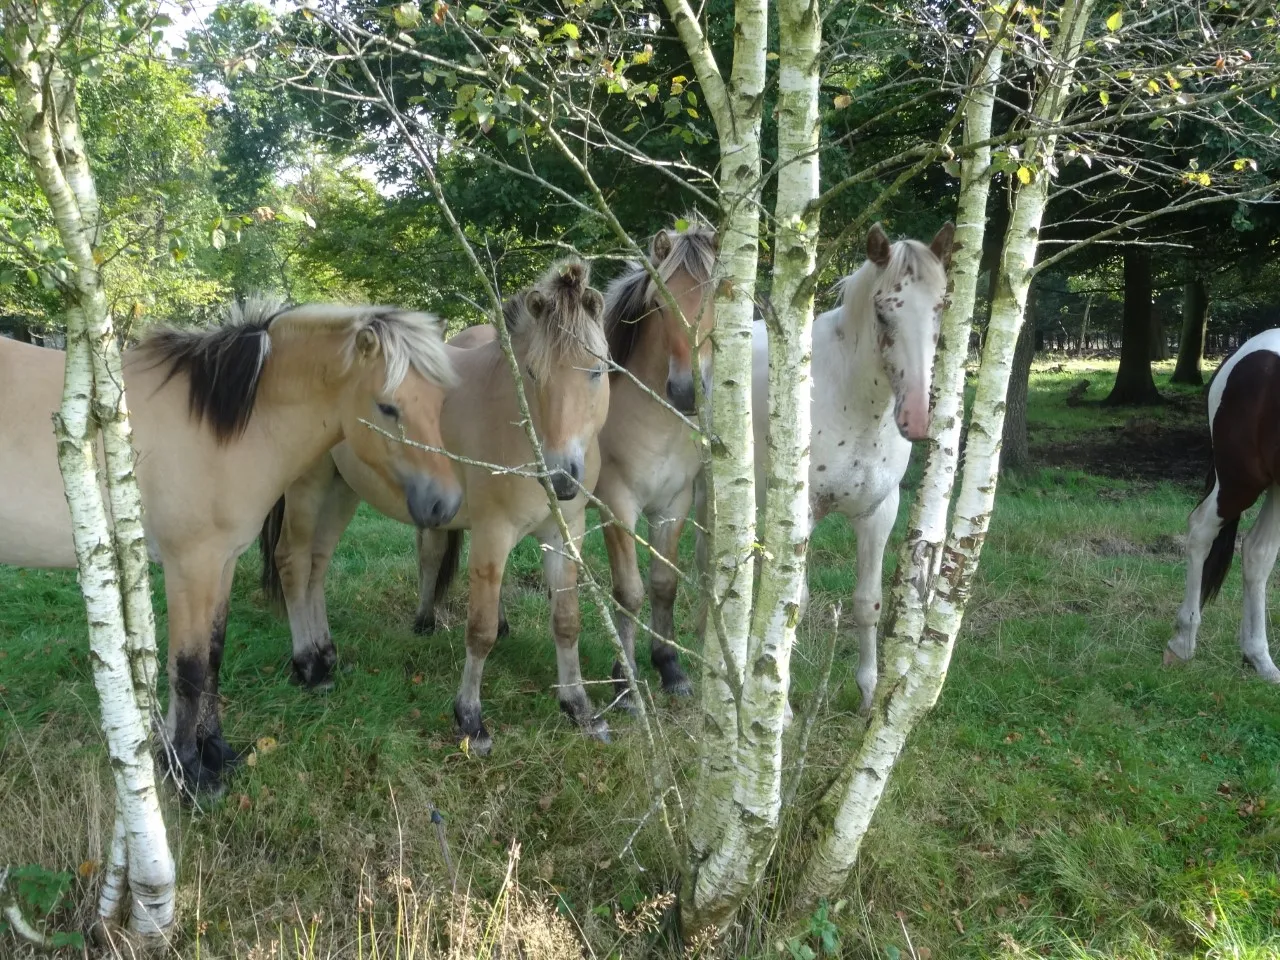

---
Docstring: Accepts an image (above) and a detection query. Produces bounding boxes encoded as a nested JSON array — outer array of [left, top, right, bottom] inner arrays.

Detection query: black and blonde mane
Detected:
[[603, 215, 718, 370], [140, 297, 452, 445], [504, 259, 607, 379]]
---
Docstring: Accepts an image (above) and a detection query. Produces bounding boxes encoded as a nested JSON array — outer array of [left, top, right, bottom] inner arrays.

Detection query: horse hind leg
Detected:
[[851, 490, 898, 713], [1238, 485, 1280, 682], [197, 560, 241, 777], [601, 487, 644, 709], [647, 505, 693, 696], [544, 510, 609, 742], [1167, 485, 1228, 664]]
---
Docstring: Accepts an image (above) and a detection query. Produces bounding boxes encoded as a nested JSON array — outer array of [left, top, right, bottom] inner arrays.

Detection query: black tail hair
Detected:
[[260, 496, 286, 610], [1201, 509, 1239, 607], [434, 530, 464, 606]]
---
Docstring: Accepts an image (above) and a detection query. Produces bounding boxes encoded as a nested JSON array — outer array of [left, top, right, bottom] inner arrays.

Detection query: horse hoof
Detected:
[[1163, 647, 1187, 667], [585, 718, 611, 744], [463, 730, 493, 756], [199, 735, 243, 774], [293, 647, 338, 689], [412, 613, 436, 636], [663, 676, 693, 697]]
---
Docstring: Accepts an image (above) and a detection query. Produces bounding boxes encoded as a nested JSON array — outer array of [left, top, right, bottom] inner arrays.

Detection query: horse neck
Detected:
[[251, 327, 354, 470], [626, 307, 675, 389], [830, 267, 894, 411]]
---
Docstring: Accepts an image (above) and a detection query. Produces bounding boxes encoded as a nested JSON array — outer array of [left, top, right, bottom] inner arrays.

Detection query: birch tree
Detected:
[[800, 0, 1097, 901], [0, 1, 175, 939]]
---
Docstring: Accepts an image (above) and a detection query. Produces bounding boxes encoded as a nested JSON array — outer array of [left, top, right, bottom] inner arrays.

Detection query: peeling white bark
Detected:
[[799, 0, 1096, 903], [3, 4, 175, 938]]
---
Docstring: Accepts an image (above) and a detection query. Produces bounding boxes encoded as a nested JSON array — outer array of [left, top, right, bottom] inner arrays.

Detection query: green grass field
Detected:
[[4, 358, 1280, 959]]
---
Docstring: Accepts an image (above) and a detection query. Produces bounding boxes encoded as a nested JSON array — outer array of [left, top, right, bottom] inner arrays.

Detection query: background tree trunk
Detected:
[[1149, 311, 1169, 361], [1001, 279, 1037, 474], [1171, 277, 1209, 384], [1104, 246, 1162, 405]]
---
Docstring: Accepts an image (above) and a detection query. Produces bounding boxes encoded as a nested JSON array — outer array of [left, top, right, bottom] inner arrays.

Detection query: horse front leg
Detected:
[[162, 550, 234, 798], [599, 480, 644, 708], [454, 525, 515, 755], [195, 557, 240, 778], [1239, 486, 1280, 682], [647, 492, 694, 695], [851, 489, 898, 713], [542, 507, 609, 742], [1167, 486, 1224, 664]]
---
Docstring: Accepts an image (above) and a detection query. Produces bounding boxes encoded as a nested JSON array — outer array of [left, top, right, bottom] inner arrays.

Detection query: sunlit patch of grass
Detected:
[[5, 360, 1280, 957]]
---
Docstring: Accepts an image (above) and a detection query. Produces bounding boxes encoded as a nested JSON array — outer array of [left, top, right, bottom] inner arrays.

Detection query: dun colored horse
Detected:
[[595, 219, 717, 702], [753, 223, 954, 710], [262, 261, 611, 753], [0, 300, 457, 793], [1167, 328, 1280, 682]]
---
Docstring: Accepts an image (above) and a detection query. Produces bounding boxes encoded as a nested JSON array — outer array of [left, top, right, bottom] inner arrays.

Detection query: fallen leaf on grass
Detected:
[[78, 860, 99, 878], [538, 792, 556, 811]]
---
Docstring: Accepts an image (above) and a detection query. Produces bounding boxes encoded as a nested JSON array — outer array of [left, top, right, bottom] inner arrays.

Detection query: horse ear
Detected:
[[651, 229, 673, 262], [526, 289, 549, 318], [866, 223, 891, 268], [585, 288, 605, 322], [355, 327, 380, 360], [930, 222, 956, 268]]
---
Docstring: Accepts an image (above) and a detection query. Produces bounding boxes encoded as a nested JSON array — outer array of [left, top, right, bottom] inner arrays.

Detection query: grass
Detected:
[[5, 359, 1280, 958]]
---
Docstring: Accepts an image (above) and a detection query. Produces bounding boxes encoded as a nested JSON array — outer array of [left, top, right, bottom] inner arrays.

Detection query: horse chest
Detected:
[[809, 419, 909, 522]]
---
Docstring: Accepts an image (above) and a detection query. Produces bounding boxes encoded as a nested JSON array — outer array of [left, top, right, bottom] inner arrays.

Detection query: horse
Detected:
[[594, 218, 717, 704], [0, 300, 458, 794], [261, 260, 611, 754], [752, 222, 954, 711], [1166, 327, 1280, 682]]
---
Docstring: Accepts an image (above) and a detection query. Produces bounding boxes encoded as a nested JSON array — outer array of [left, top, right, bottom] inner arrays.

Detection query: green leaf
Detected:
[[674, 218, 690, 231], [1098, 89, 1110, 106], [465, 4, 486, 24], [507, 126, 522, 144], [1016, 166, 1033, 185], [211, 229, 226, 250], [393, 2, 422, 28], [1105, 9, 1122, 31]]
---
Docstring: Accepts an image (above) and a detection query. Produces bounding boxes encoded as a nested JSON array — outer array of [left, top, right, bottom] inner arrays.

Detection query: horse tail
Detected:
[[435, 530, 464, 606], [1201, 502, 1239, 608], [260, 496, 286, 611]]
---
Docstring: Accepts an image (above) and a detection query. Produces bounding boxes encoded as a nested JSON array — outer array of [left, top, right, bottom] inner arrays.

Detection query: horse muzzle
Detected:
[[894, 392, 932, 442], [666, 373, 697, 414], [544, 451, 584, 501], [406, 477, 463, 528]]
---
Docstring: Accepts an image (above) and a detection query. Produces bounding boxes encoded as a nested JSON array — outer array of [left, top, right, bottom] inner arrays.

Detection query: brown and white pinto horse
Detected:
[[0, 300, 457, 795], [1167, 327, 1280, 682]]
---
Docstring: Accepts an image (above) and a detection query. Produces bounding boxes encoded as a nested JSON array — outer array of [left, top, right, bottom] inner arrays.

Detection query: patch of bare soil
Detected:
[[1034, 403, 1212, 488]]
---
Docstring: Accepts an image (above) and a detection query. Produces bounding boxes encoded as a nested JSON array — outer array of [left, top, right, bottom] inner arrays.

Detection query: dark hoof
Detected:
[[656, 660, 692, 697], [166, 747, 229, 804], [454, 702, 492, 756], [198, 735, 242, 774], [292, 644, 337, 689], [412, 612, 436, 636]]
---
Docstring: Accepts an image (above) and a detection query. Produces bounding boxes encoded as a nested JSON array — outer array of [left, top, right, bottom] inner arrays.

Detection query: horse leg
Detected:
[[414, 528, 450, 635], [647, 496, 693, 695], [851, 490, 898, 713], [299, 473, 361, 686], [1238, 486, 1280, 682], [1167, 487, 1224, 664], [197, 558, 240, 776], [454, 525, 515, 755], [600, 484, 644, 708], [162, 550, 234, 796], [543, 509, 610, 741]]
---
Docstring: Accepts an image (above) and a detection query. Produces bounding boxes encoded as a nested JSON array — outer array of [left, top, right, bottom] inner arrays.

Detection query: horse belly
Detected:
[[810, 432, 906, 523]]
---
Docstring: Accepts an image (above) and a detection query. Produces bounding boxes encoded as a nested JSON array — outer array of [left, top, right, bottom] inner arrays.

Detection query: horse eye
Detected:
[[377, 402, 400, 419], [526, 365, 536, 381], [589, 365, 605, 382]]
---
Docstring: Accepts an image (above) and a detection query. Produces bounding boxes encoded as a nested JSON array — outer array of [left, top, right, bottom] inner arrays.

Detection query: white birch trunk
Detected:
[[660, 0, 771, 930], [5, 6, 175, 937], [682, 0, 821, 926], [798, 0, 1095, 902]]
